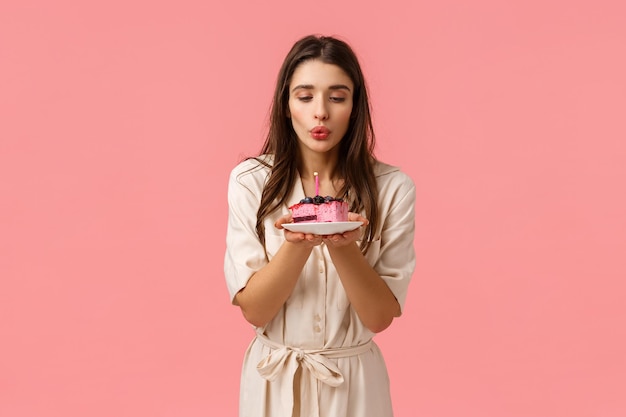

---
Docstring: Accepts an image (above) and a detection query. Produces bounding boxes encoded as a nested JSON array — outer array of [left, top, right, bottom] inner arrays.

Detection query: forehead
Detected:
[[290, 59, 353, 90]]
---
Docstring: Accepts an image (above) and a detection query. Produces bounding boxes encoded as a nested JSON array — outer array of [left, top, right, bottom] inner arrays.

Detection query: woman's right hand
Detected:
[[235, 214, 319, 327], [274, 214, 323, 247]]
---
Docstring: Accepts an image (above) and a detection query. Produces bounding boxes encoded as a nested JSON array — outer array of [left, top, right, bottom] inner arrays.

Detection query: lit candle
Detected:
[[314, 171, 319, 196]]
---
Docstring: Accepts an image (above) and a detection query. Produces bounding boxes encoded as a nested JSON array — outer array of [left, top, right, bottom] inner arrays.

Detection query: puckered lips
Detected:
[[310, 125, 330, 140]]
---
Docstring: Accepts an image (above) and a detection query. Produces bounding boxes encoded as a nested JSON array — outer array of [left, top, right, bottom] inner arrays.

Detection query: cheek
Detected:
[[340, 101, 353, 118], [338, 107, 353, 125], [288, 107, 306, 126]]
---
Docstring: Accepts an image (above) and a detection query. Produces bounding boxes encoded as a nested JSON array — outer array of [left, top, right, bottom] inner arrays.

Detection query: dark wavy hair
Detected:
[[254, 35, 379, 254]]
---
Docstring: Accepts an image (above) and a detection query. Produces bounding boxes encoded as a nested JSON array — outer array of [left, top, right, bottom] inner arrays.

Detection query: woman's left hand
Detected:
[[322, 212, 369, 248]]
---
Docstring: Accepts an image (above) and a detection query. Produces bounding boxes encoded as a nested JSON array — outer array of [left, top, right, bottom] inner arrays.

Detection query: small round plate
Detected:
[[282, 221, 363, 235]]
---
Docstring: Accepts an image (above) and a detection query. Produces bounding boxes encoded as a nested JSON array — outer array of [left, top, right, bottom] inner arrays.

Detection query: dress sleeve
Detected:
[[374, 173, 416, 313], [223, 163, 268, 303]]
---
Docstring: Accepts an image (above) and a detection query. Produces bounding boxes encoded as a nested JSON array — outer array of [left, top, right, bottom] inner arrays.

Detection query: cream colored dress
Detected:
[[224, 156, 416, 417]]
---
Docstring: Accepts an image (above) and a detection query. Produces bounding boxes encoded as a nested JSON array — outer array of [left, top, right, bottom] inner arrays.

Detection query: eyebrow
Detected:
[[291, 84, 352, 93]]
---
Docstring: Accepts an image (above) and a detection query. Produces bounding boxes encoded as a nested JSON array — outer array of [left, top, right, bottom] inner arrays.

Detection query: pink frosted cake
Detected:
[[289, 196, 348, 223]]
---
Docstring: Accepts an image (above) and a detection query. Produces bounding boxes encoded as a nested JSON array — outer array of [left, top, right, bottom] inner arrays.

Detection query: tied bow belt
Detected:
[[255, 332, 373, 417]]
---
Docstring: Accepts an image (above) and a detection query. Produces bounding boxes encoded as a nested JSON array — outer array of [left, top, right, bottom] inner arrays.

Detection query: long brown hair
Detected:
[[253, 35, 379, 254]]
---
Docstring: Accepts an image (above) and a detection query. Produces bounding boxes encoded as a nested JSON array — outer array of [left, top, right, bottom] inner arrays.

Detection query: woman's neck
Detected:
[[298, 150, 343, 197], [298, 149, 339, 179]]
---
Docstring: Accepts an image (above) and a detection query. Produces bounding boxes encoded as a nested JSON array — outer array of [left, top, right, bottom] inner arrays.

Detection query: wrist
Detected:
[[326, 240, 360, 256]]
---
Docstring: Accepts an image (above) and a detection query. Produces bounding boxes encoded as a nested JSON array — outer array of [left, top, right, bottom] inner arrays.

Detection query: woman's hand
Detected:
[[274, 212, 368, 248], [274, 214, 323, 247], [322, 212, 369, 248]]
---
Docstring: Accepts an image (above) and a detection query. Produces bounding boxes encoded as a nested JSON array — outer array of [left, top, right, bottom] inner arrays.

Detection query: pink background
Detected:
[[1, 1, 625, 416]]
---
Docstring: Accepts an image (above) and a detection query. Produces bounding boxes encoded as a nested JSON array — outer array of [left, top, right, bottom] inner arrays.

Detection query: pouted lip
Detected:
[[310, 126, 330, 134]]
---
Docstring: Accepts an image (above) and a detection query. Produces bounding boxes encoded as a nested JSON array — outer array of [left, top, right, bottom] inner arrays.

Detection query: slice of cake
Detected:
[[289, 196, 348, 223]]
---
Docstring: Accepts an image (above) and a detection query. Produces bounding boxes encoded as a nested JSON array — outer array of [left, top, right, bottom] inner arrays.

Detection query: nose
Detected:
[[314, 99, 328, 120]]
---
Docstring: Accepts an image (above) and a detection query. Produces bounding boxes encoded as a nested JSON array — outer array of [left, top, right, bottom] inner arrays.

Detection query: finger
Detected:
[[275, 213, 294, 229], [347, 212, 367, 222], [305, 233, 321, 242], [323, 235, 343, 244], [284, 230, 305, 242]]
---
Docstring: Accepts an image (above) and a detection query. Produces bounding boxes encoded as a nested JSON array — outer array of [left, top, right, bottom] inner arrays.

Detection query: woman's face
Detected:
[[287, 59, 354, 157]]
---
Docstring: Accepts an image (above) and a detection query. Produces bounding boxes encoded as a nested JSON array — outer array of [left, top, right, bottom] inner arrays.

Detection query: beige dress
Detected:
[[224, 156, 416, 417]]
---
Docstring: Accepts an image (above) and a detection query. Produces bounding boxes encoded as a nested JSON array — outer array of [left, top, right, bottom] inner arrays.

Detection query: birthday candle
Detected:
[[314, 171, 319, 196]]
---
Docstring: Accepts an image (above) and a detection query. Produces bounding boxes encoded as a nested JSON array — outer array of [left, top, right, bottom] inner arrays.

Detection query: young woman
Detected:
[[225, 35, 416, 417]]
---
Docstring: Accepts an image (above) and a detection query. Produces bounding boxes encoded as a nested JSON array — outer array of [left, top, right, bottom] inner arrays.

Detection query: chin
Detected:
[[312, 145, 339, 155]]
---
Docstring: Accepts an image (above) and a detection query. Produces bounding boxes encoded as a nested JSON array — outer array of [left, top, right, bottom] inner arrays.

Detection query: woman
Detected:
[[225, 35, 415, 417]]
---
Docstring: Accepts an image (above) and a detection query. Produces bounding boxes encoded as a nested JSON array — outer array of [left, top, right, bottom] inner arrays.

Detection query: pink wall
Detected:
[[1, 1, 625, 416]]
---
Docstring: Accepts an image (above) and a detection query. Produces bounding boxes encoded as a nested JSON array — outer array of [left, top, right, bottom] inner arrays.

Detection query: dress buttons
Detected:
[[313, 325, 322, 333], [314, 314, 321, 322]]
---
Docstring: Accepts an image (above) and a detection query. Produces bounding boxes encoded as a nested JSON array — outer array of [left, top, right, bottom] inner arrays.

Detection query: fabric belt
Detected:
[[255, 332, 373, 417]]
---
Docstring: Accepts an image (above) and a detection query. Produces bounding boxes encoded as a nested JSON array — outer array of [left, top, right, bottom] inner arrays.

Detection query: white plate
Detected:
[[282, 221, 363, 235]]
